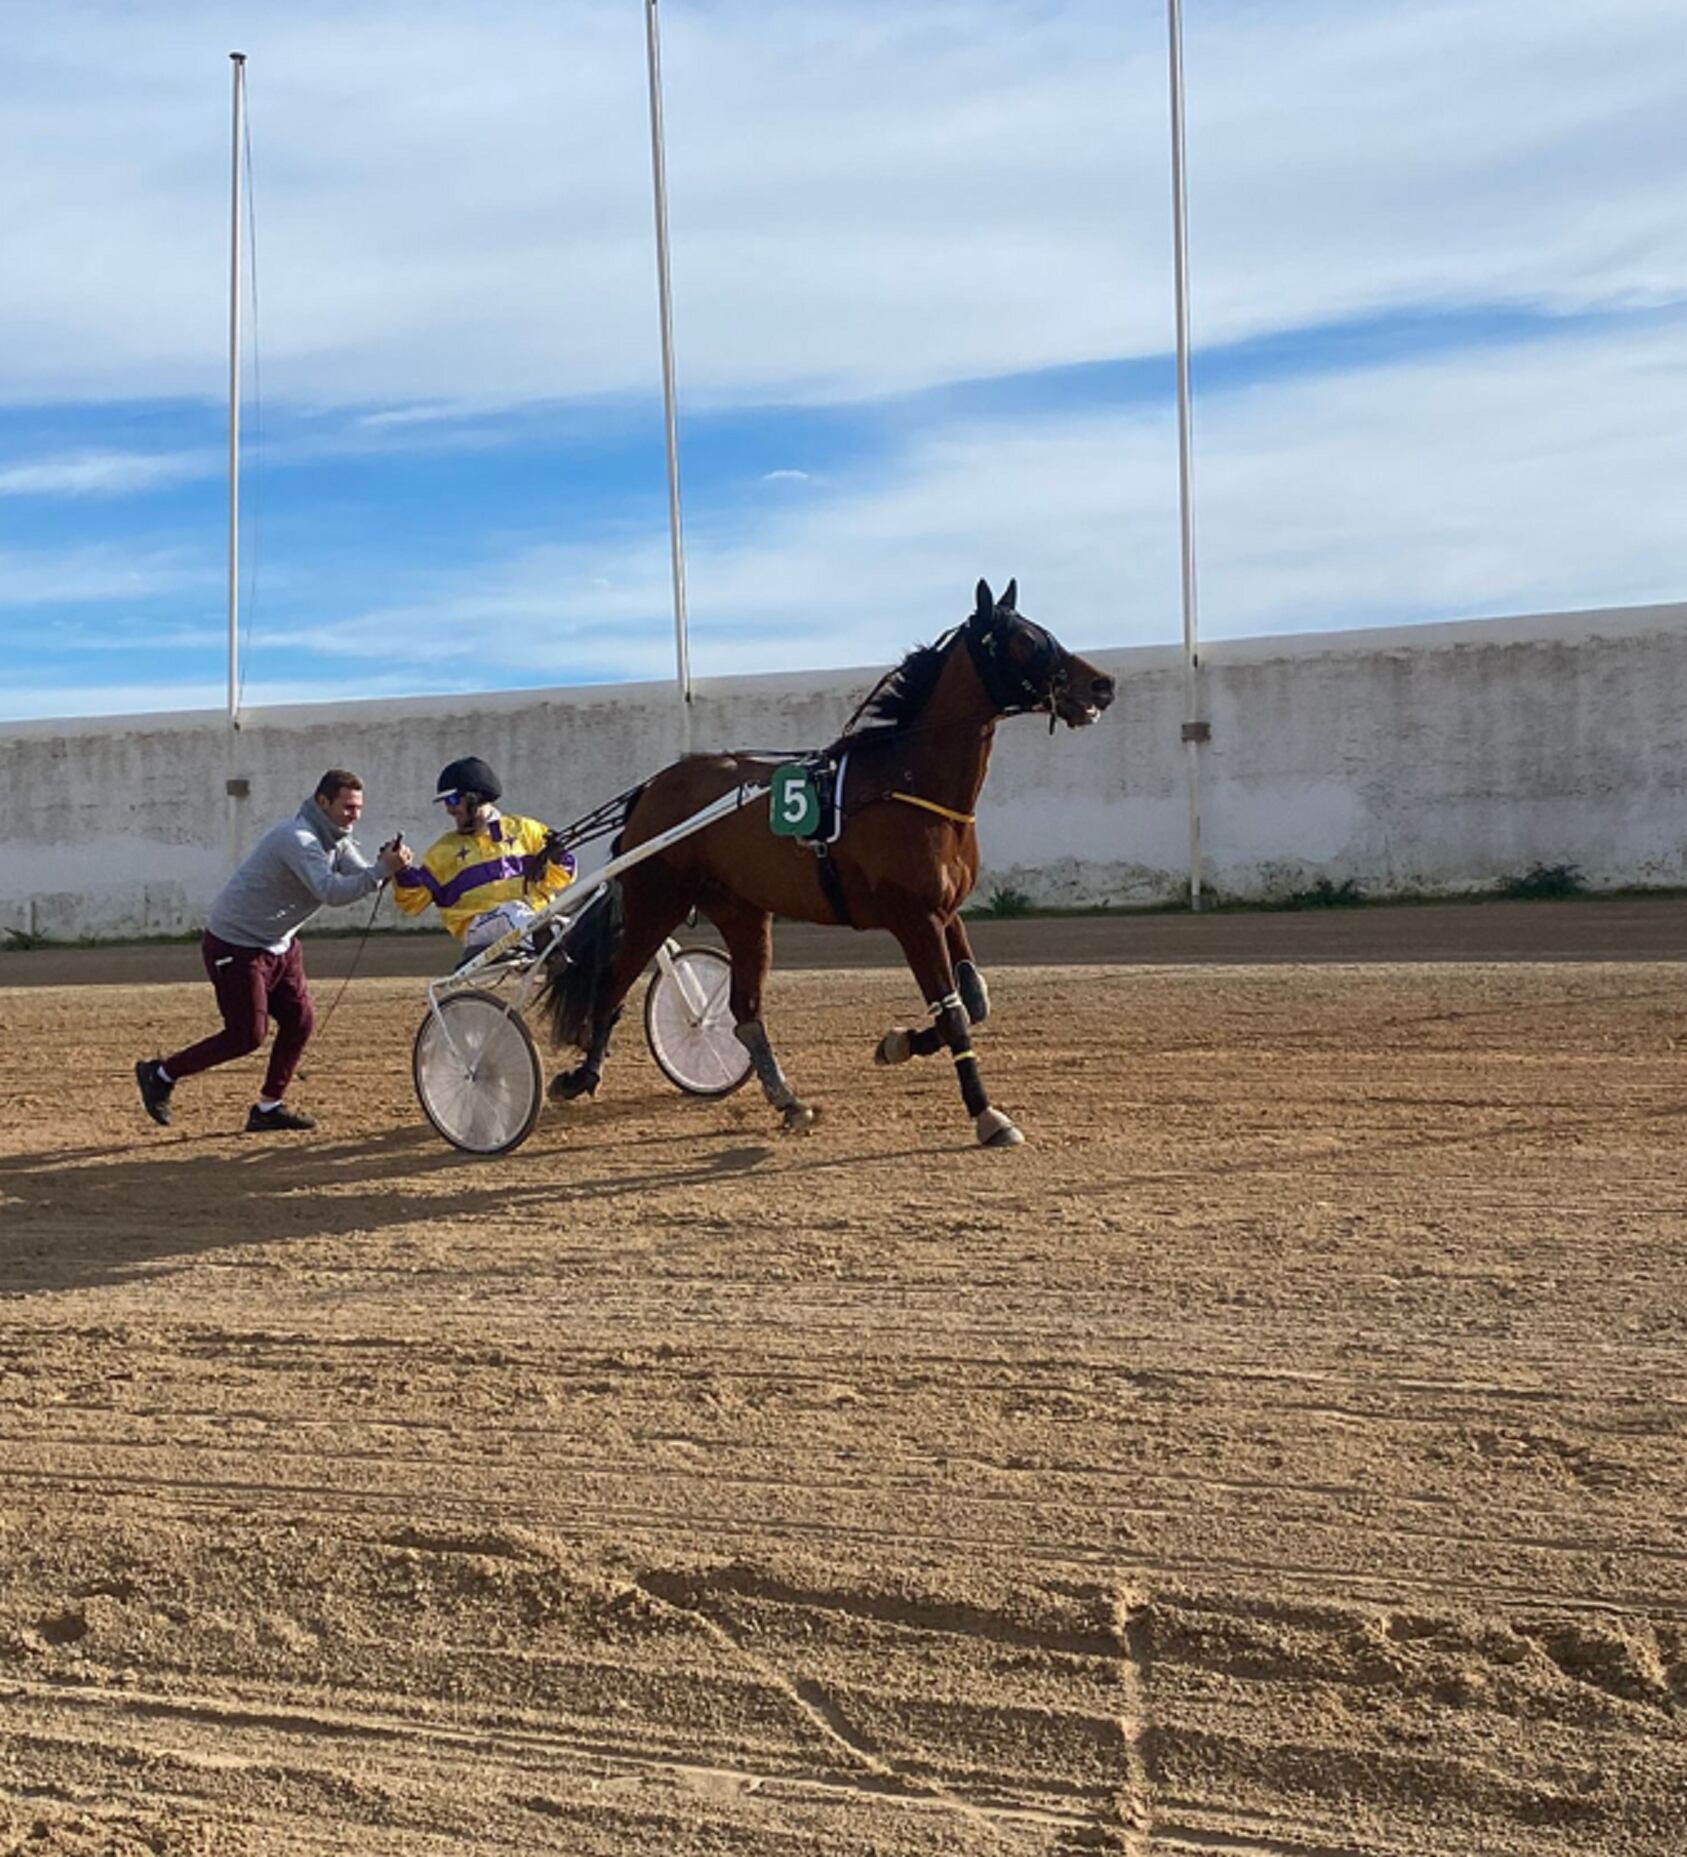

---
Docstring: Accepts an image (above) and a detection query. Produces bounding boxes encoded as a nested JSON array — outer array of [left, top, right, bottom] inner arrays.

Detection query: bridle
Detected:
[[876, 612, 1067, 830], [964, 609, 1069, 728], [838, 603, 1070, 745]]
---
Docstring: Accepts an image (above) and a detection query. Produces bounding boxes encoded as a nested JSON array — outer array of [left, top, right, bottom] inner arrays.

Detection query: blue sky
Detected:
[[2, 0, 1685, 722]]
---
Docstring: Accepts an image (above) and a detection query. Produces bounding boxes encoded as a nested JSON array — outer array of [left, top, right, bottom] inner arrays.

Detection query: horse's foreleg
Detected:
[[874, 915, 990, 1065], [873, 1021, 946, 1066], [710, 901, 817, 1134], [945, 917, 990, 1025], [887, 911, 1022, 1148]]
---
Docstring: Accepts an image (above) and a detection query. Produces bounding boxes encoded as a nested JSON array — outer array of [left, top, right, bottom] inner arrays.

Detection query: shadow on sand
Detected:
[[0, 1109, 788, 1297]]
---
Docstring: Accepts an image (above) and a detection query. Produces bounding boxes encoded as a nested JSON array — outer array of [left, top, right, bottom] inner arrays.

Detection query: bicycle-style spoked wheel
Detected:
[[643, 945, 751, 1097], [413, 989, 544, 1154]]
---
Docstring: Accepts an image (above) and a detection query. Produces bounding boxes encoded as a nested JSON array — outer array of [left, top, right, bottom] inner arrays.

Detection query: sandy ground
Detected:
[[1, 912, 1684, 1854]]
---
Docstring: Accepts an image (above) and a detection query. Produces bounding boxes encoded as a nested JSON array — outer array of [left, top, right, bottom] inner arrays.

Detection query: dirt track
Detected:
[[7, 895, 1687, 989], [1, 912, 1684, 1854]]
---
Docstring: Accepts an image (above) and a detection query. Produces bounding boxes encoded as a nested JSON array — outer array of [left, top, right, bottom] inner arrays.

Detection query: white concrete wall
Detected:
[[3, 601, 1685, 942]]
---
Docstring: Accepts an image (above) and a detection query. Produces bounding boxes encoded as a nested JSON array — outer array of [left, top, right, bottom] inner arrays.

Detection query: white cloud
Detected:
[[0, 545, 211, 607], [0, 448, 217, 497], [47, 619, 225, 653], [351, 403, 499, 431], [1175, 0, 1687, 345], [1192, 318, 1687, 633], [251, 309, 1687, 694], [220, 401, 1168, 689], [0, 410, 536, 510], [7, 0, 1686, 726], [1, 2, 1678, 411], [13, 301, 1687, 721]]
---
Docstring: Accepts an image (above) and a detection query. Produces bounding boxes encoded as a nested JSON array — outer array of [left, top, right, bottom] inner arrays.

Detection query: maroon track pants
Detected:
[[162, 932, 316, 1101]]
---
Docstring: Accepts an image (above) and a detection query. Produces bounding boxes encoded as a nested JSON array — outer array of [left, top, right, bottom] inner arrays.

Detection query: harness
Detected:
[[537, 603, 1059, 931], [772, 751, 980, 929], [889, 791, 975, 826], [773, 609, 1059, 926], [780, 751, 856, 926]]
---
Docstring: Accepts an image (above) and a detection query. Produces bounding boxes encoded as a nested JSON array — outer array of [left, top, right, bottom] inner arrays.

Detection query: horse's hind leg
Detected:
[[548, 1006, 622, 1101], [886, 909, 1022, 1148], [707, 900, 817, 1134], [549, 867, 689, 1103], [874, 914, 989, 1066]]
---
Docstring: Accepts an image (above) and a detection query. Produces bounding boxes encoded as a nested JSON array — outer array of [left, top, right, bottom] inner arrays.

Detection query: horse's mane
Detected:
[[839, 627, 959, 739]]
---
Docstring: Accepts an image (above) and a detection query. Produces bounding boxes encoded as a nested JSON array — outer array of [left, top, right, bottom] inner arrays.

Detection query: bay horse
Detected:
[[539, 579, 1116, 1147]]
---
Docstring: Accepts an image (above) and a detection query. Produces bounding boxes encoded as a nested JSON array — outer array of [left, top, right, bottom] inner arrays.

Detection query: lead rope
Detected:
[[308, 874, 391, 1048]]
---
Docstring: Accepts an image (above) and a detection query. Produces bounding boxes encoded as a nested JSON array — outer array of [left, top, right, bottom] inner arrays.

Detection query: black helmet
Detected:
[[435, 756, 501, 803]]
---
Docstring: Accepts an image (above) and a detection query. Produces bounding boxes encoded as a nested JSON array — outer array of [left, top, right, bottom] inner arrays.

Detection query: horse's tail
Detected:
[[538, 879, 626, 1051]]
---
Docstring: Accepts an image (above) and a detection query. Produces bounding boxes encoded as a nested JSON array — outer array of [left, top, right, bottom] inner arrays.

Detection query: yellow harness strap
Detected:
[[890, 791, 976, 826]]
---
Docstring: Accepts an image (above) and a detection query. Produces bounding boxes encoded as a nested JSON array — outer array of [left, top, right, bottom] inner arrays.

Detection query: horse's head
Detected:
[[964, 579, 1116, 728]]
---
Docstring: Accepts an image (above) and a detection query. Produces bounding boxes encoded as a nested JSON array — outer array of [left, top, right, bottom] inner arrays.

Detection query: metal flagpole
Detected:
[[224, 52, 249, 875], [643, 0, 693, 753], [227, 52, 246, 732], [1166, 0, 1206, 910]]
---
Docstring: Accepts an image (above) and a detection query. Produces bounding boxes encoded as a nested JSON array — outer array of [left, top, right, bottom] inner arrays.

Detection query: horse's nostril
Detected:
[[1093, 677, 1116, 708]]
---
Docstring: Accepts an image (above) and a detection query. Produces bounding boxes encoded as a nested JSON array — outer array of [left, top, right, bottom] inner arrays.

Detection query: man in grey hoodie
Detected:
[[134, 768, 412, 1133]]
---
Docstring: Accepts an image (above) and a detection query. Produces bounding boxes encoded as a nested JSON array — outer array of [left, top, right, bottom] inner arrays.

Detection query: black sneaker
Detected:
[[245, 1103, 317, 1133], [135, 1059, 174, 1127]]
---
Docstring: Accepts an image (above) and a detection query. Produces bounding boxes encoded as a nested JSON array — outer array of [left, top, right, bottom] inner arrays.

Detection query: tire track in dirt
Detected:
[[3, 961, 1685, 1852], [1, 1522, 1138, 1851], [8, 1463, 1684, 1628]]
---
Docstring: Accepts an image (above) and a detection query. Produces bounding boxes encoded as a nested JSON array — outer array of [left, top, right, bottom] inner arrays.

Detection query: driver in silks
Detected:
[[393, 756, 576, 958]]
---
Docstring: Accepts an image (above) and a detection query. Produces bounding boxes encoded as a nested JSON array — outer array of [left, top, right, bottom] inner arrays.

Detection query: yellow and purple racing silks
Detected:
[[392, 811, 575, 941]]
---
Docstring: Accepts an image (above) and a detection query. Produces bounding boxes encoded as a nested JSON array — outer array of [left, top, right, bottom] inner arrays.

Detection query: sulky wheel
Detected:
[[643, 945, 752, 1097], [413, 989, 544, 1155]]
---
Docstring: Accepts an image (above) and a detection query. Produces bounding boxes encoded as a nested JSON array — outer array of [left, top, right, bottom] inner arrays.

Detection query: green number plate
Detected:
[[770, 764, 821, 837]]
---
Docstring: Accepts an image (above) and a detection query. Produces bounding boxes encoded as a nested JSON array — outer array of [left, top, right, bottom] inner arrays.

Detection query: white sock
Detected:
[[256, 1096, 282, 1112]]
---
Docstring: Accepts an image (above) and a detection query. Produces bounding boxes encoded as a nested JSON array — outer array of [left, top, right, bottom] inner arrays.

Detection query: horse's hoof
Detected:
[[780, 1102, 819, 1135], [976, 1108, 1024, 1148], [875, 1030, 912, 1066], [548, 1068, 598, 1103]]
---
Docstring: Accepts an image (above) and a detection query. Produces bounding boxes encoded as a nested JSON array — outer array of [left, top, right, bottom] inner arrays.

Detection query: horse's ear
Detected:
[[974, 579, 994, 618], [1001, 578, 1017, 611]]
